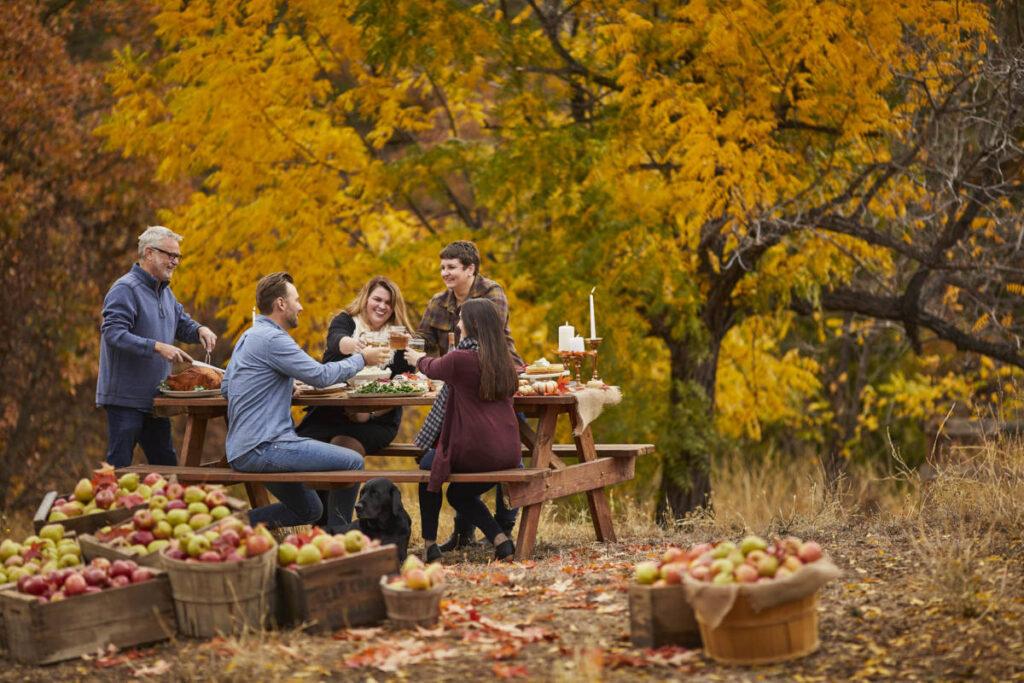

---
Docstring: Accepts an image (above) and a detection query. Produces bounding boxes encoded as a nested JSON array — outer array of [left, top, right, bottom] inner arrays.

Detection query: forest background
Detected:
[[2, 0, 1023, 522]]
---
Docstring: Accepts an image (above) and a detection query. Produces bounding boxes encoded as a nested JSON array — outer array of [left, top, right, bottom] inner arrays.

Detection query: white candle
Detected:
[[589, 287, 597, 339], [571, 336, 585, 353], [252, 306, 257, 325], [558, 322, 575, 352]]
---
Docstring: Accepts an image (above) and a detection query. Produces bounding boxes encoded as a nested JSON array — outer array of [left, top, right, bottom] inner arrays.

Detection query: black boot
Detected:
[[439, 529, 479, 552], [494, 539, 515, 562]]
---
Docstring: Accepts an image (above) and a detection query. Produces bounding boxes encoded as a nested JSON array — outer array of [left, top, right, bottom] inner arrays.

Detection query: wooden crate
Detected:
[[33, 491, 142, 536], [276, 545, 398, 632], [628, 583, 701, 648], [696, 591, 819, 665], [0, 572, 176, 665], [78, 534, 163, 568]]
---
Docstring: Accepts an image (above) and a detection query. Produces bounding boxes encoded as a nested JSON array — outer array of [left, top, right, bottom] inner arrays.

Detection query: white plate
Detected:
[[160, 388, 222, 398], [295, 382, 348, 396], [347, 389, 429, 398], [519, 371, 570, 381]]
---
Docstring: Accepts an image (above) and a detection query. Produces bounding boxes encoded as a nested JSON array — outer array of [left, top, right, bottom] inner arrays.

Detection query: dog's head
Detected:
[[354, 478, 406, 526]]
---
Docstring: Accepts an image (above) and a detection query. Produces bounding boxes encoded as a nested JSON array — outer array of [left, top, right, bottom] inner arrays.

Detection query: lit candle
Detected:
[[558, 322, 575, 352], [589, 287, 597, 339], [571, 336, 585, 353]]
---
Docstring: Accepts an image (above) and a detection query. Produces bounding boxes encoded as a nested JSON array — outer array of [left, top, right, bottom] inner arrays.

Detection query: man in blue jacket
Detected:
[[223, 272, 389, 529], [96, 226, 217, 467]]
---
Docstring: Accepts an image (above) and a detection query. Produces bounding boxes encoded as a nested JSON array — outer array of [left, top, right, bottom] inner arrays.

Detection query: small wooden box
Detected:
[[0, 572, 176, 664], [276, 545, 399, 633], [629, 583, 701, 648], [33, 491, 143, 536]]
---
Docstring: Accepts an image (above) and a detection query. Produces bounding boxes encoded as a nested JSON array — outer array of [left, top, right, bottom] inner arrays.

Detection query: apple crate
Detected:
[[77, 533, 163, 569], [276, 544, 398, 633], [628, 583, 701, 648], [33, 491, 144, 536], [0, 571, 176, 665]]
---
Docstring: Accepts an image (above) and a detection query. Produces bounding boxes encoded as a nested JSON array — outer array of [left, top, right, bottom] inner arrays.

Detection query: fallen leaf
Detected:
[[492, 663, 529, 678]]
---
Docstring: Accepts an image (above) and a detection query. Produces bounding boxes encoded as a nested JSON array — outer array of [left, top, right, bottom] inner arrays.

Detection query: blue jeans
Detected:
[[418, 448, 519, 538], [231, 438, 364, 529], [104, 406, 177, 468]]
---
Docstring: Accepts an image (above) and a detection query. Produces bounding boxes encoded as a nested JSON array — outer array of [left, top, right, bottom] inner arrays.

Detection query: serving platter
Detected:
[[519, 371, 570, 381], [347, 388, 429, 398], [159, 388, 222, 398], [295, 382, 348, 396]]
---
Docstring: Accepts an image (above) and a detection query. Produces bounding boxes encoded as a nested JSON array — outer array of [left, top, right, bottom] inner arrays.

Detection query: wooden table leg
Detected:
[[570, 409, 616, 543], [245, 482, 272, 509], [180, 414, 208, 467], [515, 407, 559, 560]]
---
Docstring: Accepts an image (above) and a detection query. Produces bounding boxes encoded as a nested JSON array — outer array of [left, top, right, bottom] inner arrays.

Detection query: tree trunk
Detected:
[[656, 339, 720, 521]]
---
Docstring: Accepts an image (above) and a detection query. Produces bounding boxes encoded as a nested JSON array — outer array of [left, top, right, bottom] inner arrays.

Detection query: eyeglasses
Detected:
[[150, 246, 183, 262]]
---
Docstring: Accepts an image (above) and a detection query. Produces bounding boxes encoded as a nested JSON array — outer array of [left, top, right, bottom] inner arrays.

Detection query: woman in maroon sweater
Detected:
[[405, 298, 521, 561]]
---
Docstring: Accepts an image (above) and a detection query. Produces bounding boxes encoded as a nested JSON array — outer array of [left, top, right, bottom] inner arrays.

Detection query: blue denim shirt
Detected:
[[96, 264, 201, 410], [222, 316, 365, 462]]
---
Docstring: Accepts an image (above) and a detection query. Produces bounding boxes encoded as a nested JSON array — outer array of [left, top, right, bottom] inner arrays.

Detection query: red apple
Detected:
[[734, 564, 759, 583], [204, 489, 228, 508], [94, 488, 116, 509], [783, 555, 803, 572], [165, 499, 187, 511], [246, 534, 272, 557], [90, 557, 112, 570], [110, 575, 130, 588], [63, 573, 88, 596], [662, 547, 685, 565], [22, 576, 48, 595], [218, 529, 241, 548], [109, 560, 135, 578], [82, 567, 107, 586], [660, 563, 684, 585], [143, 473, 164, 487], [165, 483, 184, 500], [84, 586, 102, 594], [130, 530, 155, 547], [798, 541, 822, 563]]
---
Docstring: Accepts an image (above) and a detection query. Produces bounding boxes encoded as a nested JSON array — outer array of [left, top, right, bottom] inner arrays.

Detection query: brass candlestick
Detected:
[[558, 351, 574, 382], [585, 337, 603, 382]]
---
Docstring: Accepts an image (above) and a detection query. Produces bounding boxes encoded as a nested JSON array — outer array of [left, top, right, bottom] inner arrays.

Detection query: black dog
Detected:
[[335, 478, 412, 561]]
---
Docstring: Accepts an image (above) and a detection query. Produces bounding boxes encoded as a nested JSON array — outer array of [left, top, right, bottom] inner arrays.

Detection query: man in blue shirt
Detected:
[[223, 272, 389, 529], [97, 226, 217, 467]]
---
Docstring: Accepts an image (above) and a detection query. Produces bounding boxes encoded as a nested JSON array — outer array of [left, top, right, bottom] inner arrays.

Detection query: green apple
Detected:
[[712, 571, 735, 585], [278, 542, 299, 565], [150, 508, 167, 523], [188, 513, 213, 530], [343, 530, 365, 553], [186, 534, 211, 558], [296, 544, 322, 565], [73, 478, 94, 503], [135, 483, 152, 500], [187, 502, 209, 516], [183, 486, 206, 504], [401, 554, 424, 574], [166, 509, 190, 527], [633, 561, 659, 585], [47, 511, 68, 522], [148, 539, 170, 554], [710, 541, 736, 559], [57, 553, 81, 568], [739, 535, 767, 555], [118, 472, 139, 492], [0, 540, 21, 562], [39, 524, 65, 543], [210, 505, 230, 520], [173, 523, 194, 540]]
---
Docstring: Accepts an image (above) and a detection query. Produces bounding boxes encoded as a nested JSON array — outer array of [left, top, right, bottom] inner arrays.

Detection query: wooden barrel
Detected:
[[696, 591, 819, 665], [161, 550, 276, 638], [379, 577, 443, 628]]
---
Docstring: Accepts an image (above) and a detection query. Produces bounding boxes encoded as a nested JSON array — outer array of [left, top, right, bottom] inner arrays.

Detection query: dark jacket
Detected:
[[417, 350, 520, 492], [96, 264, 200, 410]]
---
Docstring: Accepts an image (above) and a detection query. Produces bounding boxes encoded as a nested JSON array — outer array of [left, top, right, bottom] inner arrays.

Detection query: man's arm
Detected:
[[101, 285, 157, 357], [173, 299, 216, 351], [263, 330, 366, 387]]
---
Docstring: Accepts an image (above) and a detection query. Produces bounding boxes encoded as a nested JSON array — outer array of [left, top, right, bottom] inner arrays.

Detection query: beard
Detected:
[[286, 310, 299, 328]]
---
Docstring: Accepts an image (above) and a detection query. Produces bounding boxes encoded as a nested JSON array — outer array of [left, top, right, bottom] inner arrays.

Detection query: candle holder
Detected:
[[585, 337, 603, 382], [571, 352, 586, 383], [558, 351, 575, 383]]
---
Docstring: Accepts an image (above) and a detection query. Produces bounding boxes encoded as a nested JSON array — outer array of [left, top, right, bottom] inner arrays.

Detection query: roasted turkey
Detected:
[[165, 366, 222, 391]]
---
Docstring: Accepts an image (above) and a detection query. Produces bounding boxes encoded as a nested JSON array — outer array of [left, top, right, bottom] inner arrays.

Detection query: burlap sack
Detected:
[[682, 556, 841, 629]]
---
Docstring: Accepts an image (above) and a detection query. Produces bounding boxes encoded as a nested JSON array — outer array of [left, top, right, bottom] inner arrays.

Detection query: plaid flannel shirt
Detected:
[[417, 274, 524, 366]]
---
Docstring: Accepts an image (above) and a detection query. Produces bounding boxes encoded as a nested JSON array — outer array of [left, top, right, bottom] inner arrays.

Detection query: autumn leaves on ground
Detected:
[[2, 437, 1021, 681]]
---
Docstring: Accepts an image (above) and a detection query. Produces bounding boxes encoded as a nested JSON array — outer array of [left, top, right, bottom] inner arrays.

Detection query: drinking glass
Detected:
[[407, 337, 425, 353], [388, 325, 409, 350]]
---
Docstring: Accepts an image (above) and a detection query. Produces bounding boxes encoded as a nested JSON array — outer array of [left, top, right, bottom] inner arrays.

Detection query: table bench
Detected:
[[136, 393, 653, 559]]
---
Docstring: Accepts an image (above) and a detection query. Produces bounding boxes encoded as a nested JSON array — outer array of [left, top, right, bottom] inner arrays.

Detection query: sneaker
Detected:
[[494, 539, 515, 562], [439, 530, 479, 552]]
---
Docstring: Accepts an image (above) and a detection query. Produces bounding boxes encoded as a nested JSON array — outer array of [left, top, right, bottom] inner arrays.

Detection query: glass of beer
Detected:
[[388, 325, 408, 350], [408, 336, 425, 353]]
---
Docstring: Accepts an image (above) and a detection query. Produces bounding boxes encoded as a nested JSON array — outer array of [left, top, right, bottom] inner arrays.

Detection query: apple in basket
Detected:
[[387, 555, 445, 590]]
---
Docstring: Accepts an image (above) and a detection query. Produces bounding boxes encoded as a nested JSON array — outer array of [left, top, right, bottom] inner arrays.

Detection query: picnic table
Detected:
[[126, 392, 653, 560]]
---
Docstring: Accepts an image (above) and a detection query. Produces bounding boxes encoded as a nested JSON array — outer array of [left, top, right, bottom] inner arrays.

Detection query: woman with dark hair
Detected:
[[405, 298, 521, 561], [296, 275, 416, 527]]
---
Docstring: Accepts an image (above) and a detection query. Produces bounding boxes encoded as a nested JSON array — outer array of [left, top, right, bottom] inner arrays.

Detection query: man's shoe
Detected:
[[439, 530, 479, 552]]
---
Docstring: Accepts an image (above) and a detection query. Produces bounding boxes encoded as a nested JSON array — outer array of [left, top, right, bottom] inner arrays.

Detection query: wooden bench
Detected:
[[149, 393, 653, 559]]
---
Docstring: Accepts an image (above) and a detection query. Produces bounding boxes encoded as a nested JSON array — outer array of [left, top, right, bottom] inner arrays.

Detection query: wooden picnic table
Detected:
[[148, 392, 652, 559]]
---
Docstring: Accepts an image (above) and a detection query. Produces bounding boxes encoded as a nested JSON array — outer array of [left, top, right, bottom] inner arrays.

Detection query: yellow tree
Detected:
[[101, 1, 1024, 517]]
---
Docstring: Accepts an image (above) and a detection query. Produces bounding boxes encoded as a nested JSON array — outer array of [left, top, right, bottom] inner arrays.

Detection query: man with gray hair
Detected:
[[96, 226, 217, 467]]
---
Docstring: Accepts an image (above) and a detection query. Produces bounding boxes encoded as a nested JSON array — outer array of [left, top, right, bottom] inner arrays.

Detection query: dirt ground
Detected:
[[1, 514, 1022, 682]]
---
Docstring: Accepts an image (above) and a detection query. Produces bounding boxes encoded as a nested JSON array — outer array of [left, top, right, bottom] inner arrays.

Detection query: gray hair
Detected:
[[138, 225, 183, 258]]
